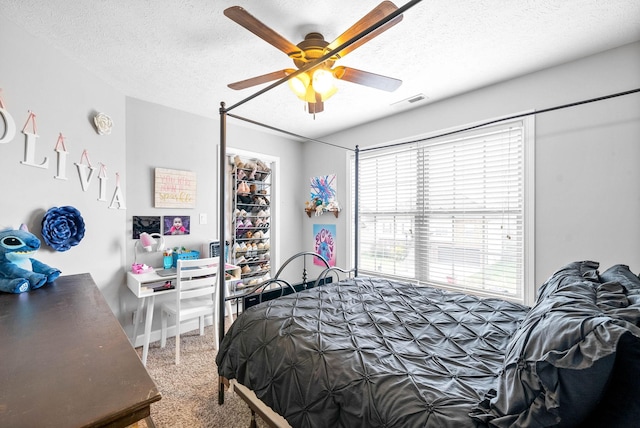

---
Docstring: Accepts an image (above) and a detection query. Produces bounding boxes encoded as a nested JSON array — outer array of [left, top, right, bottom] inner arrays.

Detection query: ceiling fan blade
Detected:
[[325, 1, 403, 59], [228, 69, 294, 90], [224, 6, 302, 58], [334, 66, 402, 92]]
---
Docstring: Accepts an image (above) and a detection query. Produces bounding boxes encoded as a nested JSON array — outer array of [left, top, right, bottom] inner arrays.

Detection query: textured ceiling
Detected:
[[3, 1, 640, 139]]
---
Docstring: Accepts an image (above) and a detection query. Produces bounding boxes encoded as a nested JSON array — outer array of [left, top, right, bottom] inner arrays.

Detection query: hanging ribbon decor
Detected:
[[109, 172, 126, 209], [75, 149, 96, 191], [54, 133, 69, 181]]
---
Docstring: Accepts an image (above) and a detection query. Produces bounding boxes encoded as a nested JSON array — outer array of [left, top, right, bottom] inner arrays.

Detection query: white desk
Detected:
[[126, 263, 240, 365]]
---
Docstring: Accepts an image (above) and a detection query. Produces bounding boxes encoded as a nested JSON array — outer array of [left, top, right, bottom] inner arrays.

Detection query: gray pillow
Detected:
[[535, 260, 599, 302], [600, 264, 640, 291]]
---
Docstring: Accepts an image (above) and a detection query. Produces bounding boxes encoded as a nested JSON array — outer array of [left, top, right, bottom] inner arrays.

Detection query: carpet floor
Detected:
[[133, 324, 267, 428]]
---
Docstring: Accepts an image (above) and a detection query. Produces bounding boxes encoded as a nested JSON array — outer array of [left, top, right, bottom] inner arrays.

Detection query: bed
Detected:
[[216, 260, 640, 427]]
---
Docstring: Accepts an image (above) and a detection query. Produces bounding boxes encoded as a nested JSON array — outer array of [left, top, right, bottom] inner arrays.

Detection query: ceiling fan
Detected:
[[224, 1, 404, 114]]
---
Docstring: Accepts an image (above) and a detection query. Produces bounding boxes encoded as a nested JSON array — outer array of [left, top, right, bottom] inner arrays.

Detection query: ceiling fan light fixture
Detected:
[[300, 85, 337, 104], [311, 68, 336, 97], [317, 84, 338, 102], [288, 72, 310, 99], [288, 70, 337, 105]]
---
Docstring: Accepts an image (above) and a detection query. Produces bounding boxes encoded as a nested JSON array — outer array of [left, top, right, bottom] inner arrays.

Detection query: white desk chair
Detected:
[[160, 257, 219, 364]]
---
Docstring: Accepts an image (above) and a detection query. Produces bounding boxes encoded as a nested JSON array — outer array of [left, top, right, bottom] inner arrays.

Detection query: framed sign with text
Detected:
[[154, 168, 196, 208]]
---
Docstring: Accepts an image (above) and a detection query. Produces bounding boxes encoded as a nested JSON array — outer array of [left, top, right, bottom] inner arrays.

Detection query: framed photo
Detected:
[[163, 215, 190, 235], [132, 216, 161, 239]]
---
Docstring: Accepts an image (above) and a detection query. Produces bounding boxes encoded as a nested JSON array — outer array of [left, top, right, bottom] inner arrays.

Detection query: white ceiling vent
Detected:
[[391, 93, 428, 110]]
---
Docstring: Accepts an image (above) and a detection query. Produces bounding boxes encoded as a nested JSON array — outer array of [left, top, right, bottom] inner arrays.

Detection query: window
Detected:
[[351, 117, 534, 304]]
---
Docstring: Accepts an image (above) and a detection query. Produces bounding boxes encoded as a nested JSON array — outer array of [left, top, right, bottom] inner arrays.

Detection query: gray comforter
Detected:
[[217, 276, 529, 427], [218, 263, 640, 427]]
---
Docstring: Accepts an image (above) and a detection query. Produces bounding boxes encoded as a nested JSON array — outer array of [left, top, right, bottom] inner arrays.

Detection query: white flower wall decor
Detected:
[[93, 112, 113, 135]]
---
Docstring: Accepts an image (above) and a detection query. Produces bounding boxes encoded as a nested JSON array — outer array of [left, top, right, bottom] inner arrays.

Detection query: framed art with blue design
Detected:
[[313, 224, 336, 267], [310, 174, 337, 205]]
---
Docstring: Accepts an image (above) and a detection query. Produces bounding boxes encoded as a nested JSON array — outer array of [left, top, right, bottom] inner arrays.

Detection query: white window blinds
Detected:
[[354, 118, 533, 303]]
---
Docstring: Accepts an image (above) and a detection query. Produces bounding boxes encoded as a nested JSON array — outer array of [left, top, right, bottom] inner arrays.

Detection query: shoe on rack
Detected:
[[237, 181, 251, 195], [236, 223, 246, 238]]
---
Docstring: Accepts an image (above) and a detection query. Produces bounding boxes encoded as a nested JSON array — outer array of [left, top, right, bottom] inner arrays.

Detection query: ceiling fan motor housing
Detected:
[[292, 32, 335, 69]]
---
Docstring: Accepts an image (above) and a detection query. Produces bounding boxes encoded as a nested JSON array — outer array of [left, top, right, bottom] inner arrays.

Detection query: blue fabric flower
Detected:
[[41, 206, 85, 252]]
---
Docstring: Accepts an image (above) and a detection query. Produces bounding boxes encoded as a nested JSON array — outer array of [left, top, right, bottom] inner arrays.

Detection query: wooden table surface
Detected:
[[0, 273, 161, 428]]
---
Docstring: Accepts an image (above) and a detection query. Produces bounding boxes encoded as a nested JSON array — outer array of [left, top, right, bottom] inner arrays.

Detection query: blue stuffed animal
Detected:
[[0, 224, 61, 293]]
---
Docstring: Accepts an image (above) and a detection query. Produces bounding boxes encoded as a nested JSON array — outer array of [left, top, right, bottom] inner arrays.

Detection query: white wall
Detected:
[[306, 41, 640, 288], [0, 15, 128, 314]]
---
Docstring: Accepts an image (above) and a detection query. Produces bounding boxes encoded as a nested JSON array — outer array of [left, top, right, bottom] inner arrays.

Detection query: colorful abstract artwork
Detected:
[[313, 224, 336, 267], [310, 174, 337, 205]]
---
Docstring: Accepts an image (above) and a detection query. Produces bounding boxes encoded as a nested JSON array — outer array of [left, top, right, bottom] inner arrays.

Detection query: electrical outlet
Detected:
[[132, 310, 143, 324]]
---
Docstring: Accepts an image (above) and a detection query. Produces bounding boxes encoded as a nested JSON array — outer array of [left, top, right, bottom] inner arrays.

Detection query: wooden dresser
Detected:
[[0, 273, 161, 427]]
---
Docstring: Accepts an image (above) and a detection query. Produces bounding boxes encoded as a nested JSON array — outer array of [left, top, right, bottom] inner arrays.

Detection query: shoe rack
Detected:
[[229, 155, 272, 289]]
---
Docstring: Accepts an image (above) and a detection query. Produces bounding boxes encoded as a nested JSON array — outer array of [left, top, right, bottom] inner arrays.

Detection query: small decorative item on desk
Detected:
[[171, 247, 200, 267], [131, 263, 154, 274], [163, 248, 173, 269]]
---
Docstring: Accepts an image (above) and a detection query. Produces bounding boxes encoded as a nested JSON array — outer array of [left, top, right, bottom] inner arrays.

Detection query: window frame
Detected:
[[347, 114, 535, 305]]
